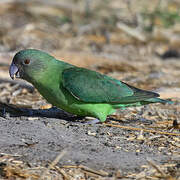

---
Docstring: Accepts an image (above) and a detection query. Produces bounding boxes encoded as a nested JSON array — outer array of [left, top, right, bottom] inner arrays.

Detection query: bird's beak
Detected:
[[9, 63, 20, 80]]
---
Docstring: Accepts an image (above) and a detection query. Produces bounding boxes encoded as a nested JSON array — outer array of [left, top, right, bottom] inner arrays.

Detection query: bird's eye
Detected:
[[24, 59, 30, 65]]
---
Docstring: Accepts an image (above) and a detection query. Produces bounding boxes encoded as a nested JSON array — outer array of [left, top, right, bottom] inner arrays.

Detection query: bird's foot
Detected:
[[70, 118, 101, 124], [83, 118, 101, 124]]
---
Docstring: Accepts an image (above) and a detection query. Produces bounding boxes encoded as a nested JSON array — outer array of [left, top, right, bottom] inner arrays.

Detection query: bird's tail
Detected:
[[142, 97, 174, 105], [112, 97, 174, 109]]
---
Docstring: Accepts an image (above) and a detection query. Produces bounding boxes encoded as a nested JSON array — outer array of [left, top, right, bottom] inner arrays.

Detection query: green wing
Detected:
[[62, 67, 159, 103]]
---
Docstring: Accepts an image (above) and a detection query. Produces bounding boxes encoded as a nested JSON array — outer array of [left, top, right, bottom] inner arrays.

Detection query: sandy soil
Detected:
[[0, 112, 172, 173]]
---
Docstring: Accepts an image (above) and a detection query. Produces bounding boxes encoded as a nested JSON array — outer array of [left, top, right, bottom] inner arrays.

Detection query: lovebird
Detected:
[[9, 49, 173, 123]]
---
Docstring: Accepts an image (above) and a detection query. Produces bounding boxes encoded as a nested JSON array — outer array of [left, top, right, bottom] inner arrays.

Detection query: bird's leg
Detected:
[[70, 117, 101, 124], [84, 118, 101, 124]]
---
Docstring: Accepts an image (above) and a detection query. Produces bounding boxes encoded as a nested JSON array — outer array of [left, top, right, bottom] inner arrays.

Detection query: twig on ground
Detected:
[[104, 123, 180, 136], [61, 165, 109, 177], [41, 149, 67, 179], [117, 22, 147, 42], [147, 159, 167, 178]]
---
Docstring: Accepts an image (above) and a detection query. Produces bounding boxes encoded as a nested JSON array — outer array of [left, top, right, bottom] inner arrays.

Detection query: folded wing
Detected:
[[62, 67, 159, 103]]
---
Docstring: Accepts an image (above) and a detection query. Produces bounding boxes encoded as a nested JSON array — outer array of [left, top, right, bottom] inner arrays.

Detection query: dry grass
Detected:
[[0, 152, 179, 179]]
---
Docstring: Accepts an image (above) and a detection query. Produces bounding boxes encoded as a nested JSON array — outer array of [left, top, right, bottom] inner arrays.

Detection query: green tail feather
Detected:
[[113, 98, 174, 109], [141, 98, 174, 105]]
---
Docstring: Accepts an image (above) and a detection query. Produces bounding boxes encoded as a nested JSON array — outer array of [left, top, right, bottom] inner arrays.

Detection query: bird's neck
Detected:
[[32, 59, 72, 88]]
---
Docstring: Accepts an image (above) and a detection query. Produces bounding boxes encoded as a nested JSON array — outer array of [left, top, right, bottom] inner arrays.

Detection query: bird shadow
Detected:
[[0, 102, 152, 124], [0, 101, 84, 122]]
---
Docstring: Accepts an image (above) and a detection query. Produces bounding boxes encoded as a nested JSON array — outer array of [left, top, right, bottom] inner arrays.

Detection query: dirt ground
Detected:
[[0, 0, 180, 179], [0, 110, 177, 171]]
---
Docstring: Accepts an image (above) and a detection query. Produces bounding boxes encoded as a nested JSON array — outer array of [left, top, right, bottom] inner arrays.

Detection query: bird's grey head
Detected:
[[9, 49, 54, 82]]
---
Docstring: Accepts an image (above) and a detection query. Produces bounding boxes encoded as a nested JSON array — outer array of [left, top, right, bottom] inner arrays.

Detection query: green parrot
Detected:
[[9, 49, 173, 123]]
